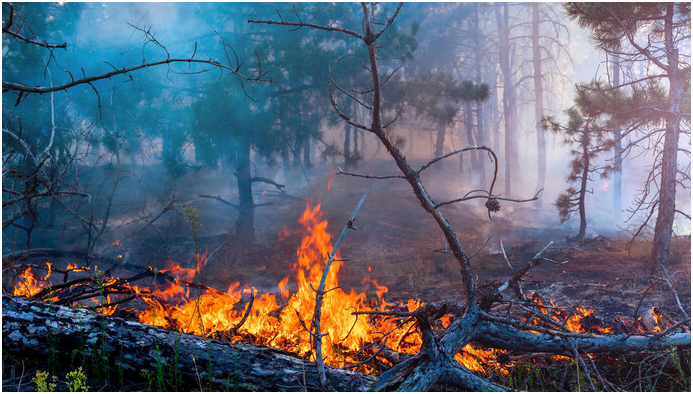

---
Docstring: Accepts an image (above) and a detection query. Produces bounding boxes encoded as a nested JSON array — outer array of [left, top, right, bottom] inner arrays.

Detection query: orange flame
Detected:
[[20, 206, 660, 375]]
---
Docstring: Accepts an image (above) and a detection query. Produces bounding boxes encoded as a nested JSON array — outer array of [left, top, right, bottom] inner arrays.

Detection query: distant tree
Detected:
[[527, 3, 573, 207], [495, 3, 521, 195], [565, 2, 691, 275], [544, 89, 614, 242], [458, 80, 491, 182], [405, 73, 463, 168], [2, 2, 268, 251]]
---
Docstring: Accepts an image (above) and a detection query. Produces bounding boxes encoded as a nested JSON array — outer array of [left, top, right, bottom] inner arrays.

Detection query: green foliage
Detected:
[[140, 369, 155, 391], [546, 89, 614, 231], [565, 3, 669, 51], [168, 335, 182, 391], [117, 341, 124, 387], [66, 367, 88, 392], [33, 371, 57, 392]]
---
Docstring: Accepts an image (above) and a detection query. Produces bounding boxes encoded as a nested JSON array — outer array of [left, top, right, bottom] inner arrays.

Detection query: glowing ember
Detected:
[[12, 205, 672, 375], [13, 266, 49, 297]]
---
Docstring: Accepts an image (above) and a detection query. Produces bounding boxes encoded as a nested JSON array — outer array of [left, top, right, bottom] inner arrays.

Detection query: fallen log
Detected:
[[2, 296, 376, 391]]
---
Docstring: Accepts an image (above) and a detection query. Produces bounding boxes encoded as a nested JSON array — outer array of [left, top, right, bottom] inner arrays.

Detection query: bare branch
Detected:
[[248, 18, 363, 41], [312, 193, 367, 389], [2, 25, 67, 49], [3, 56, 270, 94], [337, 167, 404, 179]]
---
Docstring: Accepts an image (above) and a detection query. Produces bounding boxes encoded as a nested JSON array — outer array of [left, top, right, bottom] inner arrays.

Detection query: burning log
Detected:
[[2, 295, 376, 391]]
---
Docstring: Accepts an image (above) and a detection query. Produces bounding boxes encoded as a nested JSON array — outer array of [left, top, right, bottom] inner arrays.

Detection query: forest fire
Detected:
[[11, 203, 677, 376]]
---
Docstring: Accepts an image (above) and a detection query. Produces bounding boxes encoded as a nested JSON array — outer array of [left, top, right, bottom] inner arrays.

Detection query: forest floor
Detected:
[[3, 160, 690, 392], [121, 159, 691, 325], [5, 159, 690, 327]]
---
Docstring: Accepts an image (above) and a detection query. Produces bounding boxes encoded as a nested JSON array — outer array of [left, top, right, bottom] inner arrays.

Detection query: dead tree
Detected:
[[251, 3, 690, 390]]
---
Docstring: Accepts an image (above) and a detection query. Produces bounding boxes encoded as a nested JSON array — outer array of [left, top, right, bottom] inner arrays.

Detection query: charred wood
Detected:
[[2, 296, 376, 391]]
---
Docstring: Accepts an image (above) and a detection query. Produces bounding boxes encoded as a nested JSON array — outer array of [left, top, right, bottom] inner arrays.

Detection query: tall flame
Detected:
[[14, 204, 672, 375]]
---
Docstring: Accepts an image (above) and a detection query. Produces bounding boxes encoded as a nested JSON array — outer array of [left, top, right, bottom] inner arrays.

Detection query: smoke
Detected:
[[3, 2, 689, 261]]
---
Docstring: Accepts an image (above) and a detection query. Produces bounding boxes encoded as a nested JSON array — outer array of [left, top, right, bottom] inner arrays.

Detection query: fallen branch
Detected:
[[312, 193, 367, 389]]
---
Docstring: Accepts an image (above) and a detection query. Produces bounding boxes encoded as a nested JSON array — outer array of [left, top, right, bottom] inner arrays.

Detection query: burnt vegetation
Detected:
[[2, 2, 690, 392]]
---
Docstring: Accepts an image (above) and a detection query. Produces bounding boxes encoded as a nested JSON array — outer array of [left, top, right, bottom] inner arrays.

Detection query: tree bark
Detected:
[[650, 4, 683, 276], [611, 50, 623, 221], [473, 6, 487, 189], [434, 119, 446, 169], [235, 141, 254, 243], [2, 296, 376, 391], [575, 128, 590, 242], [532, 3, 546, 207], [303, 134, 312, 169], [344, 123, 352, 170], [496, 3, 520, 195], [463, 102, 478, 179]]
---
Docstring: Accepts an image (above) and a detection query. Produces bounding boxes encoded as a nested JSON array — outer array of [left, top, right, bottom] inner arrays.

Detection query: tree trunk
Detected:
[[434, 119, 446, 169], [1, 296, 376, 392], [575, 128, 590, 243], [532, 3, 546, 207], [281, 146, 290, 175], [473, 6, 487, 189], [303, 135, 312, 169], [344, 124, 352, 170], [463, 103, 478, 179], [235, 141, 254, 243], [353, 122, 359, 163], [496, 3, 520, 195], [651, 4, 684, 276], [611, 51, 623, 221], [489, 71, 500, 154]]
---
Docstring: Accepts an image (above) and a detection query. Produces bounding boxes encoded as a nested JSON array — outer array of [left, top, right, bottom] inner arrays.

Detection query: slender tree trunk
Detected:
[[473, 6, 487, 188], [353, 122, 359, 163], [463, 103, 478, 179], [611, 51, 623, 221], [575, 130, 590, 242], [235, 141, 254, 243], [434, 119, 446, 169], [281, 146, 290, 175], [496, 3, 520, 195], [532, 3, 546, 207], [303, 135, 311, 168], [292, 139, 302, 168], [489, 72, 500, 154], [651, 4, 683, 276], [344, 124, 352, 170]]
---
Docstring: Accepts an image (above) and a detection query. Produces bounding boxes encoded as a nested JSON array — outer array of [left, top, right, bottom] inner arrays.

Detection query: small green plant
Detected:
[[33, 371, 56, 392], [47, 303, 58, 374], [140, 369, 154, 391], [207, 345, 214, 389], [153, 333, 165, 391], [117, 341, 124, 387], [66, 367, 88, 392], [168, 335, 182, 390]]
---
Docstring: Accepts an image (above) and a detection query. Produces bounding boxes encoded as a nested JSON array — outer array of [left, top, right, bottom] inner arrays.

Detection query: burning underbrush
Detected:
[[5, 203, 690, 390]]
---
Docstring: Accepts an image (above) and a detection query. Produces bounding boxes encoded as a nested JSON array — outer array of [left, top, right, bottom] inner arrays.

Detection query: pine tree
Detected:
[[565, 3, 691, 275]]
